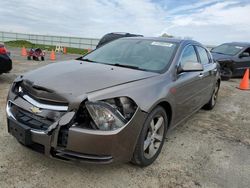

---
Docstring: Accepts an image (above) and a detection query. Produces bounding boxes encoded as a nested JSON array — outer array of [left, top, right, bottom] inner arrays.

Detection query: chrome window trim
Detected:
[[22, 95, 68, 111]]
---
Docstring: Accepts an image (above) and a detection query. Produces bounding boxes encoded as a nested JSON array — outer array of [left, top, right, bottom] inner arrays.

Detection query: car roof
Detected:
[[119, 37, 202, 46], [223, 42, 250, 47]]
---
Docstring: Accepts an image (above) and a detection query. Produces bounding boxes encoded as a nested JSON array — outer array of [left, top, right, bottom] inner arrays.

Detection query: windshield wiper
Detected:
[[79, 59, 145, 71], [81, 58, 95, 62], [111, 63, 142, 70], [81, 58, 107, 64]]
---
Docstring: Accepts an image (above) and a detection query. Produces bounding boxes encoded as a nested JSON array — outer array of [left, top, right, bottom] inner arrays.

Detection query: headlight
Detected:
[[86, 101, 126, 131], [85, 97, 137, 131]]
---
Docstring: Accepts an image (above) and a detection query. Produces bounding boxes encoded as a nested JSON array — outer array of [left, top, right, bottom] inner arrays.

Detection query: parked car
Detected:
[[6, 37, 220, 166], [27, 48, 45, 61], [96, 32, 143, 48], [0, 44, 12, 74], [211, 42, 250, 80]]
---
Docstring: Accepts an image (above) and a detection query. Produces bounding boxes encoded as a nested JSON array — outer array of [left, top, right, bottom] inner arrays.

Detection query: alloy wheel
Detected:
[[144, 115, 165, 159]]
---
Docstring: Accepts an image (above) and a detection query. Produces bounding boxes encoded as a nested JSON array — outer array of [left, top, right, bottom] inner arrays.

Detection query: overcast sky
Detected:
[[0, 0, 249, 45]]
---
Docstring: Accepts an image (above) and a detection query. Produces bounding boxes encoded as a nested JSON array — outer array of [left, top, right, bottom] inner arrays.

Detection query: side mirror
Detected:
[[178, 61, 203, 73], [239, 52, 250, 58]]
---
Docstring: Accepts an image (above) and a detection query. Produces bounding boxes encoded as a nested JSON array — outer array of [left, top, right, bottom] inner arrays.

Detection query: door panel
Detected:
[[196, 46, 217, 105], [236, 57, 250, 75], [173, 71, 204, 123], [234, 48, 250, 76], [173, 45, 205, 124], [200, 63, 217, 104]]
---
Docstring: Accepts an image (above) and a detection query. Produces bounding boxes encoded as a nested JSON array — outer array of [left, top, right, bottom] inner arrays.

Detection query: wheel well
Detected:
[[217, 79, 221, 87], [158, 102, 172, 127]]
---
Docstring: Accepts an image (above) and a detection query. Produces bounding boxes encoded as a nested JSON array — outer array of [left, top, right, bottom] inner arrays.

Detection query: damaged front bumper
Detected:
[[6, 90, 147, 164]]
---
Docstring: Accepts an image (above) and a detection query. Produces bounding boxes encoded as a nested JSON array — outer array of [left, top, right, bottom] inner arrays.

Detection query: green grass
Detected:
[[4, 40, 88, 55]]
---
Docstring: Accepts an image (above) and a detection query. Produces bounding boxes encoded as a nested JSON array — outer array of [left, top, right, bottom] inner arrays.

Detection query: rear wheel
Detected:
[[27, 56, 31, 60], [203, 81, 220, 110], [41, 56, 45, 61], [131, 106, 168, 166]]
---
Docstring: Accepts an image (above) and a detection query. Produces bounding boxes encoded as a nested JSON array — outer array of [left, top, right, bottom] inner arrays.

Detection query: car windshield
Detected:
[[82, 39, 177, 73], [211, 44, 244, 56]]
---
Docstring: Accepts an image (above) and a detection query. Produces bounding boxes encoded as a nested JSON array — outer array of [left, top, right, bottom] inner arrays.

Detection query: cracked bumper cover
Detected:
[[6, 91, 147, 164]]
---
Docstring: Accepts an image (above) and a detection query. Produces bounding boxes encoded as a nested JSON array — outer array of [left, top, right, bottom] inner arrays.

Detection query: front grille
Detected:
[[11, 104, 54, 131]]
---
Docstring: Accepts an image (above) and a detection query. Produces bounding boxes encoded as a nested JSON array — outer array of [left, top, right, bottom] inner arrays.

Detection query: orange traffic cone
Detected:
[[63, 47, 67, 54], [238, 69, 249, 90], [50, 49, 56, 61], [21, 46, 27, 56]]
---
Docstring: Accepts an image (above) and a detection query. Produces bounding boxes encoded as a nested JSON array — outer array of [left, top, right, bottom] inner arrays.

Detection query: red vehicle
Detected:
[[27, 48, 45, 61], [0, 44, 12, 74]]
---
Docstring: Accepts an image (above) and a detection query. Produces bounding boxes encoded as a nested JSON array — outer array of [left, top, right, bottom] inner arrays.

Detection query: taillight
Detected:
[[0, 46, 7, 54]]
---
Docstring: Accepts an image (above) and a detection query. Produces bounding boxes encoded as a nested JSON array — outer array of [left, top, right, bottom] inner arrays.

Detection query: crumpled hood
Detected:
[[22, 60, 158, 97], [211, 52, 233, 61]]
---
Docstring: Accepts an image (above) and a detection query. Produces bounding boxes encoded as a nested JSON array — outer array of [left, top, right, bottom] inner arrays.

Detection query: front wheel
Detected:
[[203, 81, 220, 110], [131, 106, 168, 167]]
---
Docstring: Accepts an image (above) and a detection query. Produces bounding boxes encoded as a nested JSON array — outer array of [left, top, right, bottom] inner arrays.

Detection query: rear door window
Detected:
[[196, 46, 210, 65]]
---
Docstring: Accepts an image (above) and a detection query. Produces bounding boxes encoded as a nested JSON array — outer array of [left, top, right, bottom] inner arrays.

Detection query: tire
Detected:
[[27, 56, 31, 60], [203, 81, 220, 110], [221, 67, 232, 81], [41, 56, 45, 61], [131, 106, 168, 167]]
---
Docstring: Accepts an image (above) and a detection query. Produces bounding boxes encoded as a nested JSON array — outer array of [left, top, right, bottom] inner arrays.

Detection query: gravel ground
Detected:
[[0, 48, 250, 188]]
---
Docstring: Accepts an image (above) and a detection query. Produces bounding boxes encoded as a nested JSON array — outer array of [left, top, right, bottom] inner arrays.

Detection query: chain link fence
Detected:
[[0, 31, 100, 49], [0, 31, 215, 50]]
